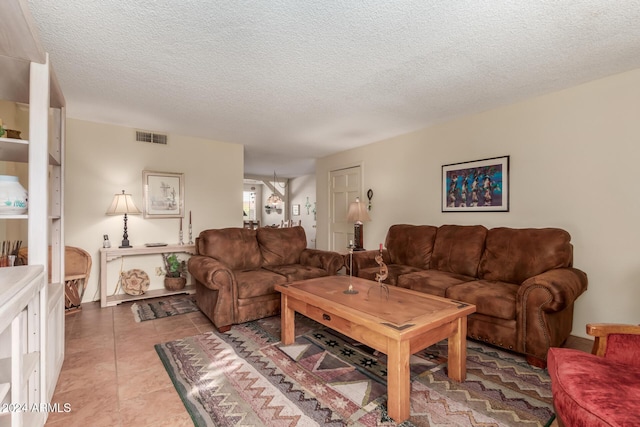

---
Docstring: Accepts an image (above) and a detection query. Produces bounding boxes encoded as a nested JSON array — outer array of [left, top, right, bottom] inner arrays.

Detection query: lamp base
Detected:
[[353, 223, 364, 251], [120, 214, 132, 248]]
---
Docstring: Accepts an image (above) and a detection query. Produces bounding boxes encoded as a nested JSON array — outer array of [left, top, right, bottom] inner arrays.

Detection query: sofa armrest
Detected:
[[517, 267, 588, 360], [188, 255, 235, 291], [300, 249, 344, 275], [518, 267, 588, 313], [349, 249, 388, 276], [188, 255, 237, 330]]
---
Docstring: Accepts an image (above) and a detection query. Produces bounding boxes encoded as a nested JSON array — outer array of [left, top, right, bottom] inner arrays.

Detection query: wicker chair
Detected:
[[18, 246, 92, 313]]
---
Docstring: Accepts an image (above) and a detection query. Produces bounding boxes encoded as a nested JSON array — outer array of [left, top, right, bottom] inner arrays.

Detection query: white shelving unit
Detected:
[[0, 266, 46, 427], [0, 1, 66, 425]]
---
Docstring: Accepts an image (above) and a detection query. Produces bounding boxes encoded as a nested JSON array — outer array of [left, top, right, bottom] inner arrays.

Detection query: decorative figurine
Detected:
[[368, 243, 389, 299]]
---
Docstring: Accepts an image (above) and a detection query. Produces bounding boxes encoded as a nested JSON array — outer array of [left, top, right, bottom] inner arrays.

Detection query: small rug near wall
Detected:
[[155, 315, 555, 426], [131, 295, 199, 322]]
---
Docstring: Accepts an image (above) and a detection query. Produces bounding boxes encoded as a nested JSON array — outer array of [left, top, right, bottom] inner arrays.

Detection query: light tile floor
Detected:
[[44, 297, 593, 426], [44, 298, 215, 427]]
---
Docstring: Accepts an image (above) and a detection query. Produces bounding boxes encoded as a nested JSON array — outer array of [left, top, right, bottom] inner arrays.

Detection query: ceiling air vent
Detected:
[[136, 130, 167, 145]]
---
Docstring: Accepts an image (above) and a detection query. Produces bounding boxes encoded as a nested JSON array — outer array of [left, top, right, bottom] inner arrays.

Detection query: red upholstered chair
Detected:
[[548, 324, 640, 426]]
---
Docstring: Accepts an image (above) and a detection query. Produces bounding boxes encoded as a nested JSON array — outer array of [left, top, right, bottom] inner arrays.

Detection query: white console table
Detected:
[[99, 244, 196, 308]]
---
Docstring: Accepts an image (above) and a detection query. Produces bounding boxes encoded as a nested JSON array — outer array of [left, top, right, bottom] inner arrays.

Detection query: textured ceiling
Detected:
[[27, 0, 640, 177]]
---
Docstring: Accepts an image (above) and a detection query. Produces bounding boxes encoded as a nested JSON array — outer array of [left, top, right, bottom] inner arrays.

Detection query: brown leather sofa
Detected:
[[188, 226, 344, 332], [350, 224, 588, 366]]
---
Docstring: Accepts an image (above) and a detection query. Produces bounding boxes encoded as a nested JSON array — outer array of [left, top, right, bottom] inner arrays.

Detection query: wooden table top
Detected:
[[276, 275, 475, 333]]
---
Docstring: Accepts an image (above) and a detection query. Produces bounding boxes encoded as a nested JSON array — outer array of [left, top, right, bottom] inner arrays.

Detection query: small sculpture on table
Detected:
[[368, 244, 389, 299], [344, 240, 358, 294]]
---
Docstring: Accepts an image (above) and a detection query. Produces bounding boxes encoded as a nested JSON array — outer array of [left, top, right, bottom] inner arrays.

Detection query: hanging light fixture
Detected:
[[266, 193, 282, 207], [266, 171, 285, 208]]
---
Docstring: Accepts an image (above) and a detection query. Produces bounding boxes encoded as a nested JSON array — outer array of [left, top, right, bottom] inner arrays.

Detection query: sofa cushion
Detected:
[[198, 228, 262, 270], [385, 224, 437, 269], [263, 264, 330, 282], [430, 225, 487, 277], [478, 227, 573, 284], [257, 226, 307, 266], [397, 270, 475, 296], [445, 280, 519, 320], [548, 347, 640, 427], [358, 264, 423, 285], [235, 269, 287, 299], [604, 333, 640, 367]]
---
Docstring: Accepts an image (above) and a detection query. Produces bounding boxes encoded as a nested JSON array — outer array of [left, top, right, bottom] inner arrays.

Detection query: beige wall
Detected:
[[290, 174, 317, 248], [316, 68, 640, 338], [65, 118, 244, 303]]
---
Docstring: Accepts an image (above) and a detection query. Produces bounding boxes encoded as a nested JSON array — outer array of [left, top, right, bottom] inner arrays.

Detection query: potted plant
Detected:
[[161, 253, 187, 290]]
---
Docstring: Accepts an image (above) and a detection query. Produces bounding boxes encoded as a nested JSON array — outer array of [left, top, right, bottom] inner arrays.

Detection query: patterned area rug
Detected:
[[155, 315, 555, 426], [131, 295, 199, 322]]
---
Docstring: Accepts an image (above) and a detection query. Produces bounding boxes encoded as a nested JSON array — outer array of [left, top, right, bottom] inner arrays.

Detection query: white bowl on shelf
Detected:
[[0, 175, 28, 215]]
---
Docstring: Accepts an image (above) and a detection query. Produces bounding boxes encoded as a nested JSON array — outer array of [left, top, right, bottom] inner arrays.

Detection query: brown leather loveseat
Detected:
[[350, 224, 588, 366], [189, 226, 344, 332]]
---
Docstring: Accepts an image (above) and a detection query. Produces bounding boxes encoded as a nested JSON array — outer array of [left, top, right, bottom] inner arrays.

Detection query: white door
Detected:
[[329, 166, 362, 251]]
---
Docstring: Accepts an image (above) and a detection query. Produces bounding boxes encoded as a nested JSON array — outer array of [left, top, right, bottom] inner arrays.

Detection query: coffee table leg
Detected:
[[448, 316, 468, 382], [281, 294, 295, 345], [387, 339, 411, 422]]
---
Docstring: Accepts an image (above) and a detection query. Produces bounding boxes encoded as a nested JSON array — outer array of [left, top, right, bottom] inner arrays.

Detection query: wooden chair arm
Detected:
[[586, 323, 640, 356]]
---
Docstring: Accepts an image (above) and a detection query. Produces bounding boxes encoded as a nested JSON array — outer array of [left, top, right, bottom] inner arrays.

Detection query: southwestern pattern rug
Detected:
[[155, 315, 555, 426], [131, 295, 199, 322]]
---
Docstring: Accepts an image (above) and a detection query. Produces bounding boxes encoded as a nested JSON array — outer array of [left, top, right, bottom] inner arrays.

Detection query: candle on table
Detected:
[[380, 243, 383, 251], [189, 211, 192, 225], [180, 217, 182, 231]]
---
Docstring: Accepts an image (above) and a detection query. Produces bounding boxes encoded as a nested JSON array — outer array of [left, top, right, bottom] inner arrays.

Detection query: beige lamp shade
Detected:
[[346, 197, 371, 224], [106, 191, 141, 215]]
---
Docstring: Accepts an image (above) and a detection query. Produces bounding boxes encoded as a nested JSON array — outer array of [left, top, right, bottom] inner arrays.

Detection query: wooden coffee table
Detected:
[[275, 275, 476, 423]]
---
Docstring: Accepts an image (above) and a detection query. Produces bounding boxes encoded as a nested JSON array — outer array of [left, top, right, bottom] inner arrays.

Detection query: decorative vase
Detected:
[[164, 276, 186, 291], [0, 175, 28, 215]]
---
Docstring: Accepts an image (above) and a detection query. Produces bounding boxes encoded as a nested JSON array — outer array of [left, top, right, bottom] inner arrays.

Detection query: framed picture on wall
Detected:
[[442, 156, 509, 212], [292, 204, 300, 216], [142, 170, 185, 218]]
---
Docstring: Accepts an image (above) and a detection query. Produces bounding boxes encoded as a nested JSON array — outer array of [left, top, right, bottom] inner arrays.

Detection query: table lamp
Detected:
[[346, 197, 371, 251], [106, 190, 141, 248]]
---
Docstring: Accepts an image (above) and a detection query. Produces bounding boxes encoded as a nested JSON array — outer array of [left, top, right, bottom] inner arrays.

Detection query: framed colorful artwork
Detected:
[[442, 156, 509, 212]]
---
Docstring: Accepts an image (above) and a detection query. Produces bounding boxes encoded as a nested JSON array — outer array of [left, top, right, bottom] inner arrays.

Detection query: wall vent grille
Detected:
[[136, 130, 167, 145]]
